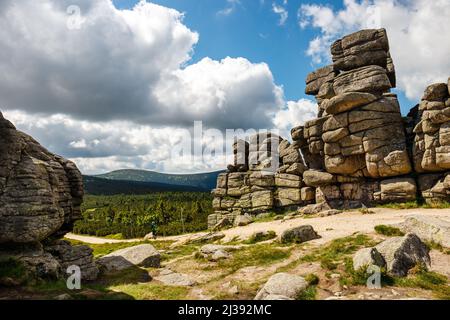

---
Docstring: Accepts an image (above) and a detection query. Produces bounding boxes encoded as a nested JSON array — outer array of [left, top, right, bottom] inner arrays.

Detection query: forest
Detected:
[[73, 192, 213, 239]]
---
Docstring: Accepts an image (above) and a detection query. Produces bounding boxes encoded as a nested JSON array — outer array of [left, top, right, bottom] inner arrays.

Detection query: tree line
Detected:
[[73, 192, 213, 239]]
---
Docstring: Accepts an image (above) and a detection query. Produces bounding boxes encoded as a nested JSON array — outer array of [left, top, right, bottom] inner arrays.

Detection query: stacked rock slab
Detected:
[[0, 111, 98, 281], [209, 133, 309, 228], [411, 80, 450, 203], [302, 29, 416, 208]]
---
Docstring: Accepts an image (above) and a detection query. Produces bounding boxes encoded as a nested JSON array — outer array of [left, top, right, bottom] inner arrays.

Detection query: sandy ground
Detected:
[[66, 207, 450, 245]]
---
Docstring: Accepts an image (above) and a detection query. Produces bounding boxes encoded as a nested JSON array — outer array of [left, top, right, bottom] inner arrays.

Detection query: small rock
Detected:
[[319, 209, 342, 217], [155, 271, 196, 287], [279, 225, 321, 244]]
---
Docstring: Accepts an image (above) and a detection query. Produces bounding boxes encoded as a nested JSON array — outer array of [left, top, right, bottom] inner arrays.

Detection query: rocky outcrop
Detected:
[[209, 29, 449, 226], [0, 111, 97, 282], [210, 132, 309, 228], [408, 80, 450, 203], [0, 112, 83, 243]]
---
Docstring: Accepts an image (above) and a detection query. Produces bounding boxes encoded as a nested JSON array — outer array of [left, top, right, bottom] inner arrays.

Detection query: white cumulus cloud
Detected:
[[298, 0, 450, 101]]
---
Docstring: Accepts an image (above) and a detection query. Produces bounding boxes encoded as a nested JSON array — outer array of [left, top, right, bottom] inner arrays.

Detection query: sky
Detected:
[[1, 0, 449, 175]]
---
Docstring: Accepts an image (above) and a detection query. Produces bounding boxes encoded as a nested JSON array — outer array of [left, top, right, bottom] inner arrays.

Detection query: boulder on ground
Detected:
[[254, 273, 309, 300], [375, 233, 431, 277], [199, 244, 237, 261], [155, 269, 196, 287], [279, 225, 321, 244], [397, 215, 450, 248], [97, 244, 161, 272], [353, 247, 386, 271], [234, 214, 253, 227]]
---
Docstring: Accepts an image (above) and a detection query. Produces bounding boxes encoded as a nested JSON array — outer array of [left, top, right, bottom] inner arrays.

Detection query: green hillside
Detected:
[[95, 169, 223, 190], [83, 176, 207, 195]]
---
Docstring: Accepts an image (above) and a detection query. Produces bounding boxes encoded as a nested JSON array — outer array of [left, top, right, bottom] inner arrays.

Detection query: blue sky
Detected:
[[3, 0, 448, 174], [113, 0, 414, 113]]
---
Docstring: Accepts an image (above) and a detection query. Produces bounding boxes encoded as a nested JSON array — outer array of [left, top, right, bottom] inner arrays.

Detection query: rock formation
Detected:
[[210, 29, 449, 228], [209, 132, 309, 228], [0, 111, 98, 282]]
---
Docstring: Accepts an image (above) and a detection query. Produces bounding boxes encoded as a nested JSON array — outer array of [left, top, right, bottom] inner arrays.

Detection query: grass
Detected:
[[297, 285, 317, 300], [377, 200, 450, 210], [426, 241, 450, 255], [108, 283, 189, 300], [161, 244, 199, 261], [0, 258, 27, 280], [200, 243, 291, 275], [253, 212, 278, 223], [243, 231, 277, 244], [374, 225, 405, 237], [300, 234, 378, 271], [392, 265, 450, 299], [64, 239, 174, 258], [305, 273, 320, 286]]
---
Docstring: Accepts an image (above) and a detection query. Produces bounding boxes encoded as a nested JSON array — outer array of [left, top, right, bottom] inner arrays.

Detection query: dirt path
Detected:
[[65, 233, 142, 244], [66, 208, 450, 245]]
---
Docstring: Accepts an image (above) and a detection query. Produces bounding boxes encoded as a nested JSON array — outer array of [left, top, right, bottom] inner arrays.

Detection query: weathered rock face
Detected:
[[412, 82, 450, 173], [375, 233, 431, 277], [209, 28, 449, 225], [0, 112, 83, 243], [307, 29, 412, 180], [44, 240, 99, 281], [210, 131, 309, 228], [397, 215, 450, 248], [0, 112, 97, 282]]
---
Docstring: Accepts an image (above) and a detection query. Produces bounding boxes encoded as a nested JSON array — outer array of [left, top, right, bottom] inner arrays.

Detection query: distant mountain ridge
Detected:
[[83, 175, 207, 195], [84, 169, 224, 195]]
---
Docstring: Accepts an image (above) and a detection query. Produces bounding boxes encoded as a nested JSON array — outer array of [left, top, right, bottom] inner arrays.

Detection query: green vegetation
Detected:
[[426, 241, 450, 255], [297, 285, 317, 300], [0, 258, 27, 284], [305, 273, 320, 286], [74, 193, 213, 238], [65, 239, 174, 258], [377, 200, 450, 210], [300, 234, 378, 271], [374, 225, 405, 237], [393, 265, 450, 299], [244, 231, 277, 244], [201, 244, 291, 275]]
